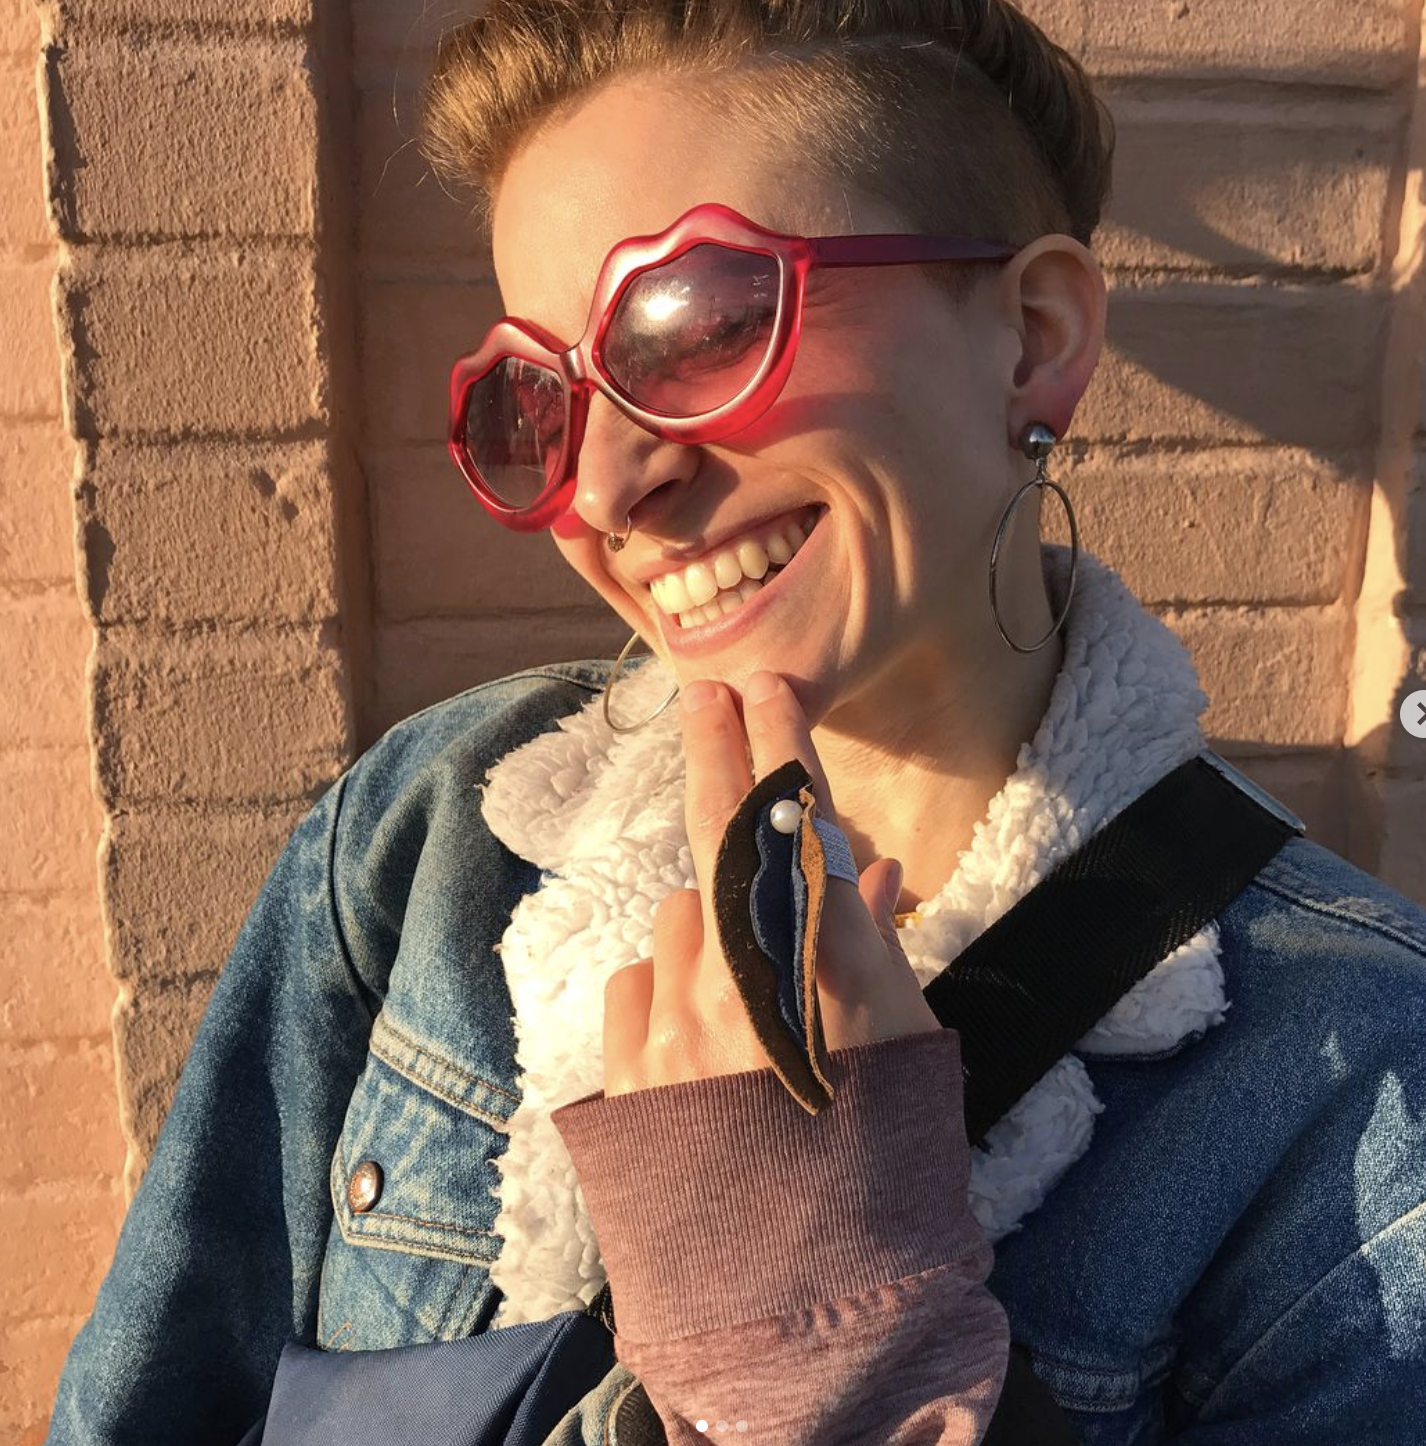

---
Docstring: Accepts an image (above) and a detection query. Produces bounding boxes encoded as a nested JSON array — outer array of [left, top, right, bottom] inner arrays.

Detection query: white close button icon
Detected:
[[1401, 689, 1426, 739]]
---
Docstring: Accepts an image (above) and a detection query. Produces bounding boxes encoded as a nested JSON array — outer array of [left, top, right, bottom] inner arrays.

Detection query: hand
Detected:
[[602, 670, 942, 1097]]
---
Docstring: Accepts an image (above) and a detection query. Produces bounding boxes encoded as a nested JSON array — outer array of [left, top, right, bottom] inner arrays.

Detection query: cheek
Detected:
[[551, 533, 604, 593], [551, 506, 589, 542], [551, 535, 647, 624]]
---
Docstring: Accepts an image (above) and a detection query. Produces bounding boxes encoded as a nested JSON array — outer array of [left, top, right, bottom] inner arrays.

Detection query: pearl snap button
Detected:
[[347, 1160, 383, 1214], [769, 799, 802, 834]]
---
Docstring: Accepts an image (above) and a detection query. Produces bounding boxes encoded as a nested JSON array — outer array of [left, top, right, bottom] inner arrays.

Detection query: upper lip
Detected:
[[626, 504, 822, 585]]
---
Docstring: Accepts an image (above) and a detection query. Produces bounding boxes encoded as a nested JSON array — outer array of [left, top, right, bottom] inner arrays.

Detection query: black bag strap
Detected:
[[588, 748, 1304, 1434], [927, 749, 1303, 1147]]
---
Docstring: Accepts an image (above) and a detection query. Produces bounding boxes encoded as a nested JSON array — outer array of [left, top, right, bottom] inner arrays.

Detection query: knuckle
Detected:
[[654, 886, 702, 922], [687, 803, 731, 841], [696, 984, 750, 1032], [652, 889, 704, 956], [605, 958, 651, 998]]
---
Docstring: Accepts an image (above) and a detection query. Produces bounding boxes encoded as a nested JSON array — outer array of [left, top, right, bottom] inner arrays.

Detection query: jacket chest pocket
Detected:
[[318, 1012, 519, 1351]]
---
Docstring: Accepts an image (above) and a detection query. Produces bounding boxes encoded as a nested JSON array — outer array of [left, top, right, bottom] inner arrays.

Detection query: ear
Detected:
[[996, 235, 1108, 443]]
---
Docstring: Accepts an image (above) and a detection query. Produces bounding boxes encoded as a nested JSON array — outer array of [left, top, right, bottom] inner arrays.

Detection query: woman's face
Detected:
[[490, 73, 1063, 721]]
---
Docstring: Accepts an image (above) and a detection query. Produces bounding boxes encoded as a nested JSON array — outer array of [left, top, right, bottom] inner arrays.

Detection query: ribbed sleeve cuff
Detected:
[[550, 1027, 985, 1344]]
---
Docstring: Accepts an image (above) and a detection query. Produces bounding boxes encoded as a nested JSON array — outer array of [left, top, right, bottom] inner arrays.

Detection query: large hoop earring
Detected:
[[602, 631, 680, 733], [988, 423, 1079, 654]]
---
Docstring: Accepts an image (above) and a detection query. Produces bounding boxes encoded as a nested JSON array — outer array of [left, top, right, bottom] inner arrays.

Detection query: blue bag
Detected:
[[236, 1300, 621, 1445]]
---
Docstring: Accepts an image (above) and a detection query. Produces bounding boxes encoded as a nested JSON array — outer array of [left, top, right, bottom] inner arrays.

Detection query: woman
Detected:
[[45, 0, 1426, 1442]]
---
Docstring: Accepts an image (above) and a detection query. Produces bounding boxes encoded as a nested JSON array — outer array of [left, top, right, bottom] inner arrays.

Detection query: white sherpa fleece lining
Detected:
[[477, 544, 1224, 1327]]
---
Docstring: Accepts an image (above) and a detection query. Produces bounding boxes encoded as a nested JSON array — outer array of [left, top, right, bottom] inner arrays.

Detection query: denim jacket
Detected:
[[44, 621, 1426, 1442]]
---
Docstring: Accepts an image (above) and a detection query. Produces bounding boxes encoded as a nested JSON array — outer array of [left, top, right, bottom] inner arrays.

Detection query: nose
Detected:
[[565, 388, 698, 537]]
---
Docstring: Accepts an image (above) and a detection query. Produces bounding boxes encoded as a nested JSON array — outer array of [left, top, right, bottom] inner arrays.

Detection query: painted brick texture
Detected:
[[0, 56, 49, 251], [53, 0, 312, 28], [37, 0, 358, 1230], [80, 441, 340, 625], [0, 10, 122, 1441], [48, 37, 318, 240], [0, 0, 354, 1436], [59, 246, 325, 437], [4, 0, 1426, 1438], [0, 425, 75, 585], [91, 630, 350, 808]]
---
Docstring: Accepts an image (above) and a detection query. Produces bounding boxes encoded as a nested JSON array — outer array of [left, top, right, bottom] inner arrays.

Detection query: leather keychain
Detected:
[[710, 756, 862, 1115]]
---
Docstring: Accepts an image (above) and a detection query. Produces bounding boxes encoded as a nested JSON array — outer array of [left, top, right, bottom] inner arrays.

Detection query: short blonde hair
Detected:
[[420, 0, 1115, 305]]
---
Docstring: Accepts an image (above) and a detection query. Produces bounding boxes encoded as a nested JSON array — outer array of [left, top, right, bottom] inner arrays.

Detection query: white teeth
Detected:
[[650, 509, 822, 624], [736, 538, 770, 580], [676, 573, 773, 630], [713, 550, 743, 590], [659, 570, 692, 613], [684, 560, 718, 608]]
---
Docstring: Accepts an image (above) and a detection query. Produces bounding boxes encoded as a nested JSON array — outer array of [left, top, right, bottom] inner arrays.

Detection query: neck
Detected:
[[812, 627, 1064, 913]]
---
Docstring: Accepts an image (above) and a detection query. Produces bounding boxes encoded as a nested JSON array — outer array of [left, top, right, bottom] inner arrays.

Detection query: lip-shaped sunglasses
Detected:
[[447, 201, 1020, 532]]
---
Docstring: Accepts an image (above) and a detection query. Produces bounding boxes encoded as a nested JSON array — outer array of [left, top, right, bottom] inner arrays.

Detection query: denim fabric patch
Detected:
[[749, 795, 808, 1051]]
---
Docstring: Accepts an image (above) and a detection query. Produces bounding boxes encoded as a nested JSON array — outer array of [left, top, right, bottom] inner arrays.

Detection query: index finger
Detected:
[[740, 671, 840, 830]]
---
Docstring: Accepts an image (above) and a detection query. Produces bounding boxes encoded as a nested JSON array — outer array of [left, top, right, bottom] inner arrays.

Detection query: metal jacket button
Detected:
[[347, 1160, 383, 1214]]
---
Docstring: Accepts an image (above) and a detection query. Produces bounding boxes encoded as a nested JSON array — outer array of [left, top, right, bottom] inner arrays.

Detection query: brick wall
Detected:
[[1346, 0, 1426, 903], [39, 0, 364, 1208], [3, 0, 1426, 1437], [1041, 0, 1423, 868], [0, 2, 124, 1439]]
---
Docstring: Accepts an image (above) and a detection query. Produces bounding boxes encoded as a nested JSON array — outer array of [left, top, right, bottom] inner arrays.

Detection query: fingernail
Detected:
[[745, 670, 782, 705], [681, 679, 720, 713]]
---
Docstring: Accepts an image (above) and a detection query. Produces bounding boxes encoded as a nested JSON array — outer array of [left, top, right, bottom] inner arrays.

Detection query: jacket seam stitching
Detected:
[[325, 768, 378, 1025], [330, 1105, 499, 1264], [344, 1208, 499, 1239], [607, 1374, 642, 1446], [365, 1035, 512, 1128], [328, 1229, 496, 1267], [384, 666, 606, 734], [328, 666, 606, 995], [1015, 1339, 1177, 1411], [1025, 1347, 1176, 1383], [434, 1262, 474, 1338], [370, 1013, 521, 1112], [1243, 872, 1426, 961]]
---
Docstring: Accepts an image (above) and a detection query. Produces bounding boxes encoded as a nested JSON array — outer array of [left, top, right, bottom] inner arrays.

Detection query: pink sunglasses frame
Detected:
[[447, 201, 1020, 532]]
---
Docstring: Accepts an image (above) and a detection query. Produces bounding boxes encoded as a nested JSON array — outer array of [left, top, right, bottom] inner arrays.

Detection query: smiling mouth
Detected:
[[645, 506, 824, 629]]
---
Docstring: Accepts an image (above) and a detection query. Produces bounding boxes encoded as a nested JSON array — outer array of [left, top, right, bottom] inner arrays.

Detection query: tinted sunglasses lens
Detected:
[[603, 244, 780, 415], [464, 356, 565, 509]]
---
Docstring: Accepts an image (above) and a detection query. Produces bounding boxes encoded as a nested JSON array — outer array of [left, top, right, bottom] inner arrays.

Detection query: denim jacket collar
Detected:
[[478, 544, 1224, 1327]]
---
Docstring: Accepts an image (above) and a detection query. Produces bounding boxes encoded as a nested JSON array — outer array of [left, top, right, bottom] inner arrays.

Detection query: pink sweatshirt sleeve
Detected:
[[550, 1027, 1010, 1444]]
